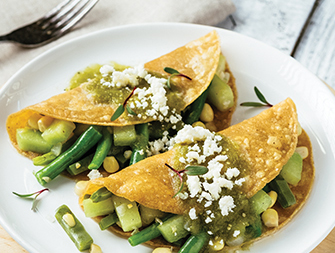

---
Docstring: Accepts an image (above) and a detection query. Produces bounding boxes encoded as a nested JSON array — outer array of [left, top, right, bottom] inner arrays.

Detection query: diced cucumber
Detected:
[[216, 54, 226, 75], [158, 215, 189, 243], [250, 190, 272, 214], [112, 195, 142, 232], [16, 128, 53, 154], [41, 119, 76, 146], [207, 74, 234, 112], [139, 205, 165, 226], [82, 197, 115, 218], [99, 213, 119, 230], [268, 176, 296, 208], [113, 125, 136, 146], [280, 152, 303, 186], [90, 187, 113, 203]]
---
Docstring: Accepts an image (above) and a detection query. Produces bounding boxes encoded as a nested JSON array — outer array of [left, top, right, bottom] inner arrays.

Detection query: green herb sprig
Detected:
[[110, 86, 137, 121], [165, 163, 208, 198], [240, 86, 273, 107], [13, 188, 49, 211], [164, 67, 192, 89]]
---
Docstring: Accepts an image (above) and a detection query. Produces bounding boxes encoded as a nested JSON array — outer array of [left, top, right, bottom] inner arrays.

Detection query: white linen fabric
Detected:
[[0, 0, 235, 87]]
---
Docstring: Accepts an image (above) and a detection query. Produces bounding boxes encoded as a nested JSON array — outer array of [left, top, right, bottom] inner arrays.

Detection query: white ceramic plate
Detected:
[[1, 23, 335, 253]]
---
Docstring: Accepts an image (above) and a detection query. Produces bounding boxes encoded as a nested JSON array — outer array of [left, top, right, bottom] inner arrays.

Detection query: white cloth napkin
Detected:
[[0, 0, 235, 87]]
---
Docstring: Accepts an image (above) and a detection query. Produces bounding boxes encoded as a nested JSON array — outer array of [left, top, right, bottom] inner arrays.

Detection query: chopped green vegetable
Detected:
[[207, 74, 234, 111], [158, 215, 189, 243], [250, 189, 272, 214], [82, 197, 115, 218], [88, 127, 113, 170], [16, 128, 53, 154], [178, 230, 209, 253], [183, 87, 209, 125], [41, 119, 76, 146], [90, 187, 113, 203], [99, 213, 119, 230], [34, 126, 102, 186], [280, 152, 303, 186], [112, 195, 142, 232], [67, 153, 94, 176], [129, 123, 149, 165], [55, 204, 93, 251], [113, 125, 136, 146], [268, 175, 296, 208]]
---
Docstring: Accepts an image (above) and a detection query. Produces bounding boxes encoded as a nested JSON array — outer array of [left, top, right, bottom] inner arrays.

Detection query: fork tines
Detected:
[[39, 0, 99, 37]]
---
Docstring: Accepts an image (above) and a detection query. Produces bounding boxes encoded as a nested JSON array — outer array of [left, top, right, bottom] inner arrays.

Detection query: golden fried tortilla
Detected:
[[79, 98, 314, 251], [6, 30, 236, 160]]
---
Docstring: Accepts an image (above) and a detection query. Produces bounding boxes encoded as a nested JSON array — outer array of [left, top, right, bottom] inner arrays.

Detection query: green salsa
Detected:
[[173, 132, 259, 249]]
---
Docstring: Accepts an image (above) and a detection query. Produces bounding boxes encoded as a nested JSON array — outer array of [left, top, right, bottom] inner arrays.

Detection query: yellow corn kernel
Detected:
[[261, 208, 278, 227], [37, 116, 54, 132], [192, 121, 206, 128], [295, 146, 309, 159], [27, 113, 42, 129], [205, 121, 217, 132], [74, 180, 89, 196], [123, 150, 133, 160], [210, 237, 225, 251], [268, 191, 278, 208], [103, 156, 119, 173], [62, 213, 76, 227], [200, 103, 214, 123], [90, 243, 102, 253], [152, 247, 172, 253]]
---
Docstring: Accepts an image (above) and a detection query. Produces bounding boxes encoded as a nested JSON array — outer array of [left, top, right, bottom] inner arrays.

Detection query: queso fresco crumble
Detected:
[[170, 125, 251, 239]]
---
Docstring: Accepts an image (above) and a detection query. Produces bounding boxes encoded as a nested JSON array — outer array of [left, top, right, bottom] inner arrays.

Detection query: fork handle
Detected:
[[0, 34, 10, 42]]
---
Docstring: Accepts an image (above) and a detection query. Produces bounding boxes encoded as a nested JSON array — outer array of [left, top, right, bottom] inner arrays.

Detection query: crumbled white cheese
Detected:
[[233, 230, 241, 237], [225, 167, 240, 180], [87, 169, 103, 180], [219, 196, 236, 216], [189, 208, 198, 220]]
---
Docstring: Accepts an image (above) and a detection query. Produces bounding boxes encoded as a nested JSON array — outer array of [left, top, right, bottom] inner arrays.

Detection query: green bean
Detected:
[[130, 123, 149, 165], [128, 214, 174, 246], [34, 126, 102, 186], [55, 204, 93, 251], [99, 213, 119, 230], [67, 153, 94, 176], [182, 86, 210, 125], [178, 230, 209, 253], [90, 187, 113, 203], [88, 127, 112, 170]]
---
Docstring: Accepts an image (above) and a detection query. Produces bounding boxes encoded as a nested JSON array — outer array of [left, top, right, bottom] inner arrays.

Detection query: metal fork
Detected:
[[0, 0, 99, 48]]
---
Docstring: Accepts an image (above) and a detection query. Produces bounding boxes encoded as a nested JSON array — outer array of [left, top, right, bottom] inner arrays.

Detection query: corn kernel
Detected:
[[103, 156, 119, 173], [74, 180, 89, 196], [90, 243, 102, 253], [28, 113, 42, 129], [297, 122, 302, 136], [124, 150, 133, 159], [38, 116, 54, 132], [295, 146, 309, 159], [192, 121, 206, 128], [200, 103, 214, 122], [268, 191, 278, 208], [62, 213, 76, 227], [261, 208, 278, 227], [210, 237, 225, 251], [152, 247, 172, 253]]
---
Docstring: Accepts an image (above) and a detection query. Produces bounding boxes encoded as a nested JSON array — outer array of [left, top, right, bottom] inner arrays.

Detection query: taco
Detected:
[[6, 31, 237, 185], [78, 98, 314, 252]]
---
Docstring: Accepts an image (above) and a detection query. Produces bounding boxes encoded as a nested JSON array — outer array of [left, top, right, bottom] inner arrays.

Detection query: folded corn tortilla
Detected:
[[80, 98, 314, 250], [6, 30, 237, 160]]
